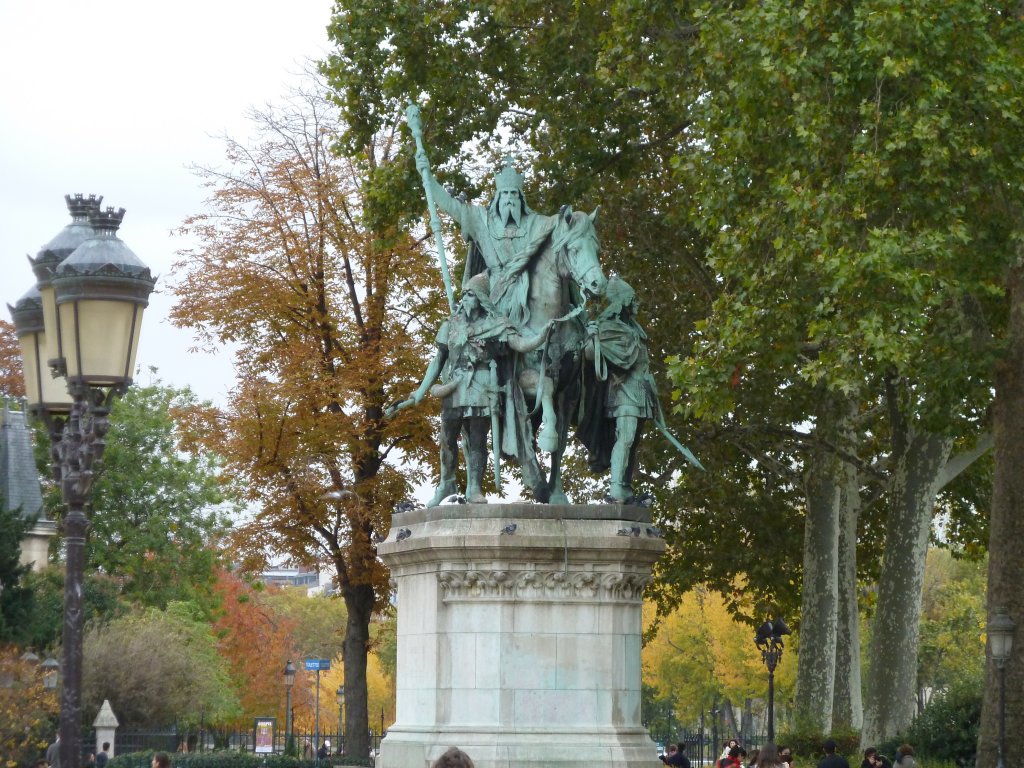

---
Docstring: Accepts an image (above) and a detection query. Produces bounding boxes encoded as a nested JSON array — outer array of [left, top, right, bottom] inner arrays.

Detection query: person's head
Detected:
[[756, 743, 779, 766], [730, 739, 739, 748], [676, 743, 686, 754], [823, 739, 838, 755], [490, 161, 529, 227], [431, 746, 475, 768], [603, 275, 638, 320], [897, 745, 915, 758], [748, 748, 760, 764], [779, 746, 792, 763], [666, 744, 678, 754], [460, 273, 495, 318], [102, 743, 110, 752], [730, 747, 742, 759], [323, 740, 331, 749], [152, 752, 171, 768]]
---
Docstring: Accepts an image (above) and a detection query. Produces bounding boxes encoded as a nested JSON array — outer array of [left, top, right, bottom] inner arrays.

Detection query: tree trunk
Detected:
[[977, 262, 1024, 768], [794, 394, 843, 731], [861, 428, 952, 746], [341, 581, 375, 762], [832, 447, 863, 731]]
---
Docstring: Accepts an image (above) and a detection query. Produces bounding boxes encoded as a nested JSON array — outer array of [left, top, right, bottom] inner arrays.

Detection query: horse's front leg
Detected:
[[536, 374, 559, 453], [518, 367, 559, 453], [547, 421, 571, 505]]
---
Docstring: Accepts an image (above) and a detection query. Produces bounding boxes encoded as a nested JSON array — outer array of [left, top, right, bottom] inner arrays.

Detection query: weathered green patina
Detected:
[[395, 108, 700, 505]]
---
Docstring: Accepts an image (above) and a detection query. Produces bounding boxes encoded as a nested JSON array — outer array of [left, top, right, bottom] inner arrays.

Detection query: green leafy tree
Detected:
[[917, 550, 986, 699], [18, 568, 126, 652], [0, 500, 33, 644], [82, 602, 241, 728], [663, 0, 1021, 741], [86, 380, 236, 612], [262, 587, 348, 661]]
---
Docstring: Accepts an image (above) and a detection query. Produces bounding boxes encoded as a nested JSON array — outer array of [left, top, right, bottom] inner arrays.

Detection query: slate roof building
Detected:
[[0, 396, 55, 570]]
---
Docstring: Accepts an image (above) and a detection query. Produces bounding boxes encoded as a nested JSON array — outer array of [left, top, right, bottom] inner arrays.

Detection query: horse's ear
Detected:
[[562, 205, 574, 225], [588, 206, 600, 223]]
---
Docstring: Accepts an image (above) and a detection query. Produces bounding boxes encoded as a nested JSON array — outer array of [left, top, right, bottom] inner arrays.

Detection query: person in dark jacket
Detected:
[[817, 739, 851, 768], [660, 743, 691, 767]]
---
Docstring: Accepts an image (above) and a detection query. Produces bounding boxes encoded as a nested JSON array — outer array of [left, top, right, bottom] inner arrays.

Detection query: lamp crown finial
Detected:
[[90, 206, 126, 234]]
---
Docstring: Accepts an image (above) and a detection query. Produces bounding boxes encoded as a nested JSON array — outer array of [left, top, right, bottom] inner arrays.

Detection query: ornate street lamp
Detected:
[[988, 611, 1015, 768], [9, 196, 155, 768], [284, 661, 296, 754], [41, 657, 60, 690], [754, 616, 791, 743], [336, 684, 345, 754]]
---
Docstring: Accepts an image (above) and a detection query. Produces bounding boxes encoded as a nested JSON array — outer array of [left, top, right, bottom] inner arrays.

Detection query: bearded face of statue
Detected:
[[498, 189, 522, 227]]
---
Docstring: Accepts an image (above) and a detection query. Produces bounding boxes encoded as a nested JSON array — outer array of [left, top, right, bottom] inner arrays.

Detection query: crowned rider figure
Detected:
[[415, 153, 559, 328]]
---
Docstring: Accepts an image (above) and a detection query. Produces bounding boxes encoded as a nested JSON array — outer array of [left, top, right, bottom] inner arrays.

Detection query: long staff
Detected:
[[405, 102, 456, 313]]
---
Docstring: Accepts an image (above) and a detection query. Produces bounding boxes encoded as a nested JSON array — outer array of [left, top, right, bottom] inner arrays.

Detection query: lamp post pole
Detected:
[[10, 196, 155, 768], [336, 685, 345, 755], [710, 702, 719, 762], [283, 661, 296, 755], [755, 617, 791, 743], [987, 611, 1015, 768]]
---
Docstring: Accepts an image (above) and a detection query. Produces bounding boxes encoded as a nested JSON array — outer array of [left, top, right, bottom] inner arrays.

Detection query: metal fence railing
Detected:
[[111, 727, 383, 760]]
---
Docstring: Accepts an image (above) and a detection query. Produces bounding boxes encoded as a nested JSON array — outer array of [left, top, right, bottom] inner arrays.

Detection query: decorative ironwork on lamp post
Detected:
[[9, 195, 155, 768], [754, 616, 791, 743], [988, 610, 1015, 768]]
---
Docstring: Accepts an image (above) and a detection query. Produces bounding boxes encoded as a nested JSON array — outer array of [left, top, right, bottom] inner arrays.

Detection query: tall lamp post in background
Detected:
[[283, 661, 296, 754], [988, 611, 1015, 768], [9, 196, 155, 768], [754, 616, 791, 743], [336, 685, 345, 755]]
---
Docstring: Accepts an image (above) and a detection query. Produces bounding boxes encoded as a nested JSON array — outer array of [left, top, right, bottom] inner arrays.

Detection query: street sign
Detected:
[[305, 658, 331, 671]]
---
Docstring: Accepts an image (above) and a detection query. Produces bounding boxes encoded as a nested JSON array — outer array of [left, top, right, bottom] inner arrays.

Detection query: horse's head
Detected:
[[554, 205, 607, 299]]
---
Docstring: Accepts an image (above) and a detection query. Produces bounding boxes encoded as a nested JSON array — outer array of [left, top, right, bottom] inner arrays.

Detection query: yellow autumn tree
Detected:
[[0, 647, 59, 768], [642, 586, 798, 732], [170, 71, 445, 760]]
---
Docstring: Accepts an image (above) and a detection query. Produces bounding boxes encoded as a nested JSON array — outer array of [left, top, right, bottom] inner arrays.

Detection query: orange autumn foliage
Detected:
[[170, 75, 445, 758], [0, 320, 25, 399], [211, 568, 305, 726]]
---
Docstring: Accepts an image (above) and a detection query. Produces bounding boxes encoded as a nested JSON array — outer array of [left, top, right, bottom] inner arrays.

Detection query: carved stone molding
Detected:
[[437, 568, 651, 603]]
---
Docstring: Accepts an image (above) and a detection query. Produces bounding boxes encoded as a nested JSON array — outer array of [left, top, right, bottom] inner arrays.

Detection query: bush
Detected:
[[877, 683, 981, 768], [108, 752, 372, 768], [777, 722, 860, 763]]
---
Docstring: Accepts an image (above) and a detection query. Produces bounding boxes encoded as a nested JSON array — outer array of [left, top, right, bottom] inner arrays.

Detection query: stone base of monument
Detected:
[[376, 503, 664, 768]]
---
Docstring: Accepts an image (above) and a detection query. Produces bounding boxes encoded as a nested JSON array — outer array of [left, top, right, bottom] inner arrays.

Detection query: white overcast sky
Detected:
[[1, 0, 335, 405]]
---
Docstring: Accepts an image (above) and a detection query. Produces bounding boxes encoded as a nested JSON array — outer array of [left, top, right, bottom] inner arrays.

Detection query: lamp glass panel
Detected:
[[58, 299, 143, 382], [37, 332, 74, 409], [991, 630, 1013, 661], [38, 284, 63, 365], [15, 331, 43, 406]]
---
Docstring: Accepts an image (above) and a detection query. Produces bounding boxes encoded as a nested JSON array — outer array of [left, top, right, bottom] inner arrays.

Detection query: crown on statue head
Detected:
[[494, 157, 525, 193]]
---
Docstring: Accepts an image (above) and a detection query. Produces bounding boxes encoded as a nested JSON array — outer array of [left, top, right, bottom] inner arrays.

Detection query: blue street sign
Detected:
[[305, 658, 331, 671]]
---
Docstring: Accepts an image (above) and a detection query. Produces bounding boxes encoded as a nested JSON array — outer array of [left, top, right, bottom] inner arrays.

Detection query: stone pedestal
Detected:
[[376, 503, 663, 768]]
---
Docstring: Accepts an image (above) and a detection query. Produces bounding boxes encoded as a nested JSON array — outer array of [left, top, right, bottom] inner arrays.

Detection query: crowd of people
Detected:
[[29, 733, 920, 767], [654, 737, 918, 768]]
